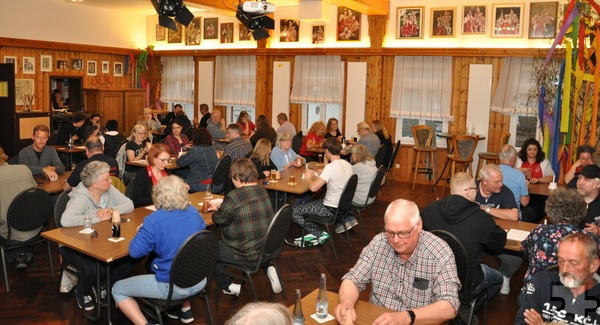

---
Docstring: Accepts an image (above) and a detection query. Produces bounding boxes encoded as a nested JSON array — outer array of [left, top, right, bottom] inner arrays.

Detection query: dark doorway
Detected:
[[50, 77, 83, 112]]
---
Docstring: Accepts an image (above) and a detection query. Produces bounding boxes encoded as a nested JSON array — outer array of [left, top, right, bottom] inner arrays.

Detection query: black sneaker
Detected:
[[180, 308, 194, 324], [75, 286, 95, 311], [166, 307, 180, 320], [14, 254, 27, 270], [92, 285, 108, 307]]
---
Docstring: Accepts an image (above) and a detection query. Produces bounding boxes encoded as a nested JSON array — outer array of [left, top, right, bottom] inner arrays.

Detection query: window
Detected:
[[303, 103, 341, 132], [214, 56, 256, 107], [227, 106, 255, 126], [161, 56, 194, 104], [511, 115, 539, 149]]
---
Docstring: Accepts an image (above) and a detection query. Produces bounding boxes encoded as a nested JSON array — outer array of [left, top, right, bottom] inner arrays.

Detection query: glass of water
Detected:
[[83, 215, 92, 231]]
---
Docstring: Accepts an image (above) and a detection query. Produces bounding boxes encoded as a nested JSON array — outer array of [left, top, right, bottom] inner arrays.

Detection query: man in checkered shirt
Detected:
[[334, 199, 461, 325]]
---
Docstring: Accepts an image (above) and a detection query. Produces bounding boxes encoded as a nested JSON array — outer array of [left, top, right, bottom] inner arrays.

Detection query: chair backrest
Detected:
[[7, 156, 19, 165], [374, 145, 386, 168], [452, 135, 478, 160], [212, 155, 232, 190], [184, 125, 194, 140], [292, 131, 303, 153], [386, 140, 402, 171], [54, 189, 72, 229], [115, 140, 129, 181], [48, 130, 59, 146], [335, 174, 358, 216], [412, 125, 435, 147], [125, 175, 136, 201], [366, 166, 387, 204], [431, 230, 471, 299], [110, 176, 126, 194], [7, 188, 53, 239], [260, 204, 293, 264], [170, 230, 218, 291]]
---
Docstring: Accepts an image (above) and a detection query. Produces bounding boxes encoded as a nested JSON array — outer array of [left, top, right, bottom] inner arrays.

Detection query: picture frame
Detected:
[[87, 60, 97, 76], [529, 1, 558, 39], [15, 79, 34, 106], [56, 60, 69, 70], [22, 57, 35, 74], [156, 25, 166, 41], [396, 7, 423, 39], [492, 4, 524, 38], [4, 56, 17, 73], [239, 24, 251, 41], [280, 19, 300, 42], [220, 22, 234, 44], [101, 61, 110, 74], [114, 62, 123, 77], [462, 5, 487, 34], [40, 55, 52, 72], [430, 8, 456, 38], [204, 18, 218, 40], [337, 7, 361, 41], [312, 25, 325, 44], [186, 17, 201, 45], [71, 59, 83, 71], [168, 23, 183, 43]]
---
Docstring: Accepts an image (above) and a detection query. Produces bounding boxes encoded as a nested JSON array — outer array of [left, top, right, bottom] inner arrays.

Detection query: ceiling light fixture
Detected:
[[150, 0, 194, 31]]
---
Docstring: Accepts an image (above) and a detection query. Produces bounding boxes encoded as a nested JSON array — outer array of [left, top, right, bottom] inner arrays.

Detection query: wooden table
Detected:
[[126, 151, 223, 170], [41, 192, 221, 323], [35, 170, 72, 194], [495, 218, 538, 251], [261, 163, 315, 209], [528, 182, 562, 196], [53, 145, 86, 170], [289, 289, 393, 324]]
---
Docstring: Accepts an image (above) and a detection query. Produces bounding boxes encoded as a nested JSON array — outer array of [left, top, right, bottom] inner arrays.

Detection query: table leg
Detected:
[[432, 138, 453, 192], [83, 260, 102, 321], [106, 263, 111, 324]]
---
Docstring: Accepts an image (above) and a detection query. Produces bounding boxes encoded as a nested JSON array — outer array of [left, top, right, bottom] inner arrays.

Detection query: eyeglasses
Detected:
[[383, 226, 415, 239], [135, 132, 146, 135], [156, 157, 170, 164], [465, 187, 477, 192]]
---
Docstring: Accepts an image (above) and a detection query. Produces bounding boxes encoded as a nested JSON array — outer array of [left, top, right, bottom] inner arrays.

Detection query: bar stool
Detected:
[[475, 133, 510, 179], [411, 125, 437, 191], [440, 134, 478, 195]]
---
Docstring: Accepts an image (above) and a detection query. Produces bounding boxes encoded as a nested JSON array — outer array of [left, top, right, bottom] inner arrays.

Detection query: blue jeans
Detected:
[[112, 274, 206, 303], [471, 264, 503, 299]]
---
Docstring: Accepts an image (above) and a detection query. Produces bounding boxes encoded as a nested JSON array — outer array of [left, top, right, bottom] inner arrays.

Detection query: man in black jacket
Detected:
[[422, 172, 507, 301]]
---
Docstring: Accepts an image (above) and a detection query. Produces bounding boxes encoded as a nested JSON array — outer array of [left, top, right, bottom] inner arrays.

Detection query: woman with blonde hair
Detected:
[[299, 121, 326, 161], [248, 138, 277, 179], [226, 302, 293, 325], [137, 107, 162, 132], [349, 122, 380, 157], [270, 132, 304, 170], [124, 124, 152, 182], [371, 120, 393, 167]]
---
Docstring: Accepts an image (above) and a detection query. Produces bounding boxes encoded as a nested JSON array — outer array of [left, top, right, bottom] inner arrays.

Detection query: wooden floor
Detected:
[[0, 181, 525, 324]]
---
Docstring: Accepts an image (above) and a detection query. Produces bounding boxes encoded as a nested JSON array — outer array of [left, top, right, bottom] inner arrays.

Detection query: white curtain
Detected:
[[160, 56, 194, 103], [214, 56, 256, 107], [390, 56, 452, 119], [290, 55, 344, 104], [491, 58, 535, 116]]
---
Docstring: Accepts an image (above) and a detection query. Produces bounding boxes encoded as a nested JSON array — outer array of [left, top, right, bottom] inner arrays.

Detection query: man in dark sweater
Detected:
[[63, 136, 119, 191], [57, 111, 86, 145], [422, 172, 507, 301], [198, 103, 211, 128]]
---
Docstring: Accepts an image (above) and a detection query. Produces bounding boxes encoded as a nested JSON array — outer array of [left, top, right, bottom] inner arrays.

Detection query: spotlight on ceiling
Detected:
[[236, 1, 275, 41], [151, 0, 194, 31]]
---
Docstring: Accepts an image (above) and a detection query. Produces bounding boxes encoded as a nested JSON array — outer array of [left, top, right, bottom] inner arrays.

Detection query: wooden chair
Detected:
[[384, 140, 402, 188], [440, 134, 478, 196], [475, 133, 510, 179], [411, 125, 437, 191]]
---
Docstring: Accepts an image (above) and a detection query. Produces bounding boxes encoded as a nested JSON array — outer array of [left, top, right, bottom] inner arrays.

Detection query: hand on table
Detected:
[[334, 302, 356, 325], [96, 208, 113, 221], [523, 308, 544, 325], [372, 311, 409, 325], [42, 167, 59, 182]]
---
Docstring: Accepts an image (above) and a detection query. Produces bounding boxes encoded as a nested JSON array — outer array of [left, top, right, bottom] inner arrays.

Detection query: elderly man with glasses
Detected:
[[334, 199, 460, 325]]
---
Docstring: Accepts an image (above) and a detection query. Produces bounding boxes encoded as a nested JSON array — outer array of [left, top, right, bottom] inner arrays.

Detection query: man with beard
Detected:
[[516, 232, 600, 324]]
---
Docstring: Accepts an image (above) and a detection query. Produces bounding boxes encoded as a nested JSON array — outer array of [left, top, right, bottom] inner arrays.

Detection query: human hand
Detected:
[[71, 135, 79, 141], [305, 168, 315, 179], [96, 208, 113, 221], [522, 168, 532, 179], [523, 308, 544, 325], [584, 223, 600, 236], [373, 311, 408, 325], [43, 167, 59, 182], [334, 303, 356, 324]]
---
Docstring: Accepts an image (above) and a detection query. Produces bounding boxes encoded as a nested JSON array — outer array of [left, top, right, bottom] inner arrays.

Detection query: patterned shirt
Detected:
[[342, 231, 461, 312], [223, 137, 253, 162], [164, 134, 190, 154], [211, 185, 274, 261]]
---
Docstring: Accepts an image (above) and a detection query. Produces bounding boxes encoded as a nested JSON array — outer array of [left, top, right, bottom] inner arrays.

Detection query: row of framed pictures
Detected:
[[2, 55, 124, 76], [398, 2, 559, 39]]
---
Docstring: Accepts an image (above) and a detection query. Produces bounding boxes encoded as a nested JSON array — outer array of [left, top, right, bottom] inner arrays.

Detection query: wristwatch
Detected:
[[485, 207, 491, 213], [407, 310, 415, 325]]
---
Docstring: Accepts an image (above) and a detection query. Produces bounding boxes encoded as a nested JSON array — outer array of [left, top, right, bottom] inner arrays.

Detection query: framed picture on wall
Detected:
[[72, 59, 83, 70], [114, 62, 123, 77], [312, 25, 325, 44], [168, 23, 183, 43], [280, 19, 299, 42], [396, 7, 423, 39], [220, 22, 234, 43], [491, 4, 524, 37], [87, 61, 97, 76], [337, 7, 361, 41], [239, 24, 251, 41], [40, 55, 52, 72], [156, 25, 166, 41], [204, 18, 218, 40], [186, 17, 201, 45], [431, 7, 456, 37], [529, 1, 558, 39], [56, 60, 69, 70], [101, 61, 110, 74], [4, 56, 17, 73], [22, 57, 35, 74], [462, 5, 487, 34]]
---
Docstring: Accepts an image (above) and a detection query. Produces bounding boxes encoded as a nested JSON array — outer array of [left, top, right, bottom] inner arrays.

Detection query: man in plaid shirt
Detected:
[[334, 199, 460, 325]]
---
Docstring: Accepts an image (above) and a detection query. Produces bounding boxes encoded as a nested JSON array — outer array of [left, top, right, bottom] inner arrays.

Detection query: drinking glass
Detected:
[[83, 215, 92, 231]]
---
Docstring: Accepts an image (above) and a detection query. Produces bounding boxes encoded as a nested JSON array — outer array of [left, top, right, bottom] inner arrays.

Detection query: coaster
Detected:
[[108, 237, 125, 242], [269, 180, 278, 183], [79, 228, 95, 234], [287, 182, 297, 186], [310, 313, 334, 323]]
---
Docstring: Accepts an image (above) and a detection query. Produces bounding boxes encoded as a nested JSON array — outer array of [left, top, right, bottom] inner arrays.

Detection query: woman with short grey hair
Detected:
[[270, 132, 304, 170], [226, 302, 293, 325]]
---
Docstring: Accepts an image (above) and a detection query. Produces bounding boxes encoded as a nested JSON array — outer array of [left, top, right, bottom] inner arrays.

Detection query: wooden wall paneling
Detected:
[[255, 55, 270, 119], [124, 89, 147, 135], [100, 91, 124, 130], [84, 90, 99, 115]]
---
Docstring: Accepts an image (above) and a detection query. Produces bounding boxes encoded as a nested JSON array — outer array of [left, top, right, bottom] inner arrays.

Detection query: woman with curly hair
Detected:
[[515, 138, 554, 184], [299, 121, 326, 161]]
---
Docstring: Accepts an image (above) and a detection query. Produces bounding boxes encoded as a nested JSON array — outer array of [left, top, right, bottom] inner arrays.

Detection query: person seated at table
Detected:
[[226, 302, 293, 325], [60, 161, 134, 311], [237, 110, 255, 136], [84, 113, 105, 142], [270, 132, 304, 171], [161, 103, 183, 126], [371, 119, 393, 168], [0, 147, 38, 270], [136, 107, 162, 133], [516, 232, 600, 324], [19, 124, 65, 181], [112, 176, 207, 325], [52, 88, 68, 110], [249, 114, 277, 147], [498, 145, 536, 222], [103, 119, 126, 158], [223, 124, 253, 162], [292, 137, 352, 246], [57, 111, 87, 146], [334, 199, 460, 325], [515, 138, 555, 183], [575, 164, 600, 236], [519, 188, 600, 306], [176, 128, 219, 194], [422, 172, 507, 320], [325, 118, 344, 141], [247, 138, 277, 180], [131, 143, 171, 208], [198, 103, 211, 128], [209, 158, 275, 297], [299, 121, 326, 162], [347, 122, 380, 157], [564, 144, 596, 184], [275, 112, 296, 137], [124, 124, 152, 183], [164, 119, 192, 154], [63, 136, 119, 191], [164, 110, 193, 138]]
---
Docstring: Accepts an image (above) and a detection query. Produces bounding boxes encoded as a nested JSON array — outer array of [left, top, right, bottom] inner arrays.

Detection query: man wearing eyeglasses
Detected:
[[422, 172, 507, 323], [334, 199, 460, 325]]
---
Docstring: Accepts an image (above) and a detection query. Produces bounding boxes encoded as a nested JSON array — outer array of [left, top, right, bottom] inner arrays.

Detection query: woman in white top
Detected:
[[270, 132, 304, 170]]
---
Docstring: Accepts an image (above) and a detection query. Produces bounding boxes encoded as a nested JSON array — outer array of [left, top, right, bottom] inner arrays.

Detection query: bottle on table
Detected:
[[316, 273, 328, 319], [293, 288, 304, 325]]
